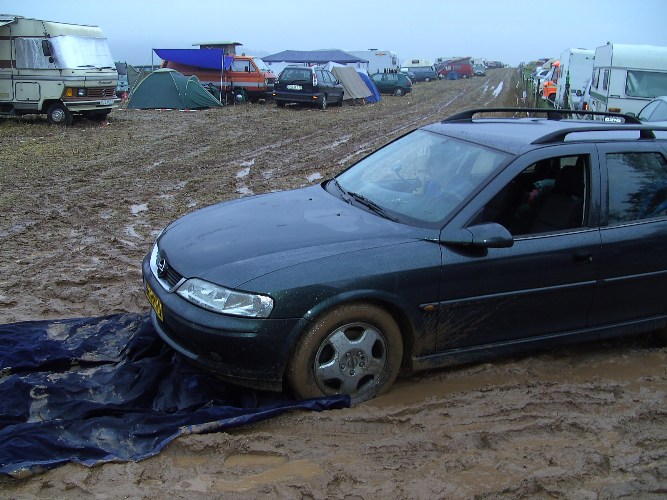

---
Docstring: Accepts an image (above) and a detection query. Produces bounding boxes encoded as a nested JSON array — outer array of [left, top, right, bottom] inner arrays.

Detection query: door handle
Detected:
[[573, 252, 593, 264]]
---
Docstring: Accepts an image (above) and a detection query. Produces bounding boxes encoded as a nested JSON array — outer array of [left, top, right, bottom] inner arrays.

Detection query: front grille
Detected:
[[161, 263, 183, 289], [87, 87, 117, 98]]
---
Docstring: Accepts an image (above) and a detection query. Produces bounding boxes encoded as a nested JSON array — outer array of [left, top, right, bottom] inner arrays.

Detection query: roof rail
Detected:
[[443, 107, 642, 124], [532, 125, 664, 144]]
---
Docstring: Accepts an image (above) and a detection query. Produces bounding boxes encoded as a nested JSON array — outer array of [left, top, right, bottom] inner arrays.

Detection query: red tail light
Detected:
[[312, 72, 318, 86]]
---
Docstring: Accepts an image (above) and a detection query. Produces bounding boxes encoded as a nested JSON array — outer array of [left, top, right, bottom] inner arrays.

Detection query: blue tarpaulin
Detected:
[[0, 313, 349, 478], [153, 48, 234, 70]]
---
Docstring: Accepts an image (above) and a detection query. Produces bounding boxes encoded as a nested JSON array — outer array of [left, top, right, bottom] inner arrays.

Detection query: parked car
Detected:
[[272, 66, 344, 109], [401, 65, 437, 82], [371, 72, 413, 96], [638, 96, 667, 125], [143, 108, 667, 404], [400, 69, 416, 81], [473, 64, 487, 76]]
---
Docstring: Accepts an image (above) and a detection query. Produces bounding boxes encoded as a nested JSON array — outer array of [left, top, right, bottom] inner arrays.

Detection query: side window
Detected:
[[231, 60, 250, 72], [478, 155, 589, 235], [606, 152, 667, 224], [602, 69, 610, 90], [592, 68, 600, 89]]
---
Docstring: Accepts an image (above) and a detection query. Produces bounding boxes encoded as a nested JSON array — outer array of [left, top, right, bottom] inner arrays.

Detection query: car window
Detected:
[[477, 155, 590, 235], [231, 59, 251, 72], [318, 70, 333, 84], [280, 68, 311, 82], [606, 152, 667, 224], [639, 100, 661, 121], [651, 100, 667, 121]]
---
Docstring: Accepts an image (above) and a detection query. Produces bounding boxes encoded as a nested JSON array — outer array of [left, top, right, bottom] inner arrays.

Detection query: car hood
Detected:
[[157, 184, 422, 288]]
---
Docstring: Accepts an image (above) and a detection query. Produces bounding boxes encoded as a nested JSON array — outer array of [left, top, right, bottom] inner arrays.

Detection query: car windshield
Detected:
[[335, 130, 509, 225], [253, 58, 270, 72]]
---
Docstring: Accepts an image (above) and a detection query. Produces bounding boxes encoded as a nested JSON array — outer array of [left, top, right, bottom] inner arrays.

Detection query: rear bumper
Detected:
[[272, 90, 323, 104]]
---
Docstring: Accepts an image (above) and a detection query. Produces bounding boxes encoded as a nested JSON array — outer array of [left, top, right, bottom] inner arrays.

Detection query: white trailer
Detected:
[[348, 49, 399, 74], [0, 14, 120, 125], [588, 43, 667, 116], [554, 48, 594, 109]]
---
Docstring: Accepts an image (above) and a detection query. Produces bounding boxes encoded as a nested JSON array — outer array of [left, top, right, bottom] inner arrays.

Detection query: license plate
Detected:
[[99, 99, 114, 105], [286, 84, 302, 90], [145, 281, 164, 321]]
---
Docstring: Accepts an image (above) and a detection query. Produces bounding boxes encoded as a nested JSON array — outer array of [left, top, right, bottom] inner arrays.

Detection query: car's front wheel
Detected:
[[46, 102, 73, 126], [287, 302, 403, 404]]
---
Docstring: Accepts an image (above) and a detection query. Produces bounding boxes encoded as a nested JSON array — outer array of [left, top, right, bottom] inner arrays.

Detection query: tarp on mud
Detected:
[[0, 313, 349, 477], [127, 69, 222, 110], [331, 66, 372, 101]]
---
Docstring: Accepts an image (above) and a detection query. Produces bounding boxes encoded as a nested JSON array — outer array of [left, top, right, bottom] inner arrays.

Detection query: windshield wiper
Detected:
[[346, 191, 398, 222]]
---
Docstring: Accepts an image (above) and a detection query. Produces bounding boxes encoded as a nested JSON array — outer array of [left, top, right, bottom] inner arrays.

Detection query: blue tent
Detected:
[[358, 71, 382, 103]]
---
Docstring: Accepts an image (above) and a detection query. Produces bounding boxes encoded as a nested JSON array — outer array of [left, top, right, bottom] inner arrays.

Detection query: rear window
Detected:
[[279, 68, 312, 82]]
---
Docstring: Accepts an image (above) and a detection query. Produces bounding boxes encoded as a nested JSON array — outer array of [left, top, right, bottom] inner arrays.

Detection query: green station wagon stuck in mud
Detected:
[[144, 108, 667, 404]]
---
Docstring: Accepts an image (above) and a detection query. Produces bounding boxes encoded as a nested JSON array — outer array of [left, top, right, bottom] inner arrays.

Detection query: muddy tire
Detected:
[[287, 302, 403, 404]]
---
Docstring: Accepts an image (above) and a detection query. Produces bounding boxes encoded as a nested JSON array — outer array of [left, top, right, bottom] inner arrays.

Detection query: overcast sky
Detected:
[[2, 0, 666, 66]]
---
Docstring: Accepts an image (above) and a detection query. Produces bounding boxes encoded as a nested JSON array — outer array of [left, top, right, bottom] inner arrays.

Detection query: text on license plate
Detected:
[[100, 99, 114, 105], [286, 84, 302, 90], [145, 282, 164, 321]]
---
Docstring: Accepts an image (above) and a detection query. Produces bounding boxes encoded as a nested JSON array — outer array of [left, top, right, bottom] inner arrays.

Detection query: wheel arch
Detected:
[[297, 290, 417, 371]]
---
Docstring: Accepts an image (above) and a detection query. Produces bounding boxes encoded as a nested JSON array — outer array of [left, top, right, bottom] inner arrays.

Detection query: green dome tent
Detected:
[[127, 69, 222, 110]]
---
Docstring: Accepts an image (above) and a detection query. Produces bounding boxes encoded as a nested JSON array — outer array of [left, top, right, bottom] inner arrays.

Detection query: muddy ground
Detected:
[[1, 68, 666, 498]]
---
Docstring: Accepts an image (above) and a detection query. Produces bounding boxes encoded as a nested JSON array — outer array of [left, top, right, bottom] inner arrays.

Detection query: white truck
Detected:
[[347, 49, 399, 74], [0, 14, 120, 125], [588, 43, 667, 116], [554, 48, 594, 109]]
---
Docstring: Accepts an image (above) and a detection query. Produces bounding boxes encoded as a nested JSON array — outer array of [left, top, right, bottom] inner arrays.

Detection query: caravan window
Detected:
[[625, 70, 667, 98], [602, 69, 610, 90], [592, 68, 600, 89]]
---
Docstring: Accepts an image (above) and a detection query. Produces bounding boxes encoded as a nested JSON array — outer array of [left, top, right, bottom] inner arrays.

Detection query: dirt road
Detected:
[[1, 68, 666, 498]]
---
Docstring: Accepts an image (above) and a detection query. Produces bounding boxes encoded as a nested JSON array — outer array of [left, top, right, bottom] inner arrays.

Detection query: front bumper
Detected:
[[64, 97, 121, 112], [142, 254, 306, 392]]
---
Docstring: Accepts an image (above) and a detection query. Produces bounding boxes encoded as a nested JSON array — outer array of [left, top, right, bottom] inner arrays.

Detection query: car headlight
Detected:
[[176, 278, 273, 318]]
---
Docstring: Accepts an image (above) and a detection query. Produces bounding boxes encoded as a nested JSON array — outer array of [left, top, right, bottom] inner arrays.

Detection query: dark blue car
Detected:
[[143, 108, 667, 404]]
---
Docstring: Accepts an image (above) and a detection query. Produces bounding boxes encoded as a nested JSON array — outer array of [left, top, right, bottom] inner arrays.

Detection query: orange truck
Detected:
[[541, 60, 560, 102], [155, 43, 276, 103]]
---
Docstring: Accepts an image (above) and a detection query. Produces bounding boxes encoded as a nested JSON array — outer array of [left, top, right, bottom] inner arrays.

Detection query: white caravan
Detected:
[[0, 14, 120, 125], [554, 48, 594, 109], [348, 50, 399, 74], [588, 43, 667, 116]]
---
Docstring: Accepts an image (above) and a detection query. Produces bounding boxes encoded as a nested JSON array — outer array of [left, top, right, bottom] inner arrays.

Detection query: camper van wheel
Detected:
[[394, 88, 405, 97], [47, 103, 73, 126]]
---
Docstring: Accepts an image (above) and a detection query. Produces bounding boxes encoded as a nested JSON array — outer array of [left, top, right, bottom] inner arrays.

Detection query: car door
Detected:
[[325, 70, 343, 100], [434, 145, 601, 351], [587, 142, 667, 326], [372, 74, 388, 93]]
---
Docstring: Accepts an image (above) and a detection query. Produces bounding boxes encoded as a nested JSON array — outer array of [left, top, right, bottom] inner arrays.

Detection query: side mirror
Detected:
[[441, 222, 513, 248], [41, 39, 52, 57]]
